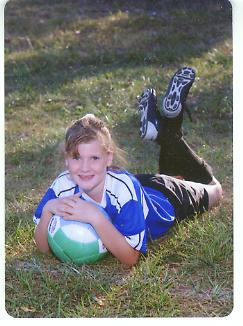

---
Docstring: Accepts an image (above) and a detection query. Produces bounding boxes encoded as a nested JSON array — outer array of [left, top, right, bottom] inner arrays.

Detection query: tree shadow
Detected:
[[5, 0, 232, 99], [5, 0, 233, 201]]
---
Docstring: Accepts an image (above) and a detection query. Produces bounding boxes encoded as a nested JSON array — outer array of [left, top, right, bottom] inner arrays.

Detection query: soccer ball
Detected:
[[47, 211, 110, 265]]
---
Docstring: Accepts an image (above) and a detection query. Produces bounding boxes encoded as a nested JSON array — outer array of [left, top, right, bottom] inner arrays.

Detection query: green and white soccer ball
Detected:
[[48, 214, 109, 265]]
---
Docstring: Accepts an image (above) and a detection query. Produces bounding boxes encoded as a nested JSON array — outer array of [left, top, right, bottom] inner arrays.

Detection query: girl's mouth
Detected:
[[79, 174, 94, 181]]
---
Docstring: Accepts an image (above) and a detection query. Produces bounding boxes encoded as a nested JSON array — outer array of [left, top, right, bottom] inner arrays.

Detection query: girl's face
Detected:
[[65, 139, 113, 202]]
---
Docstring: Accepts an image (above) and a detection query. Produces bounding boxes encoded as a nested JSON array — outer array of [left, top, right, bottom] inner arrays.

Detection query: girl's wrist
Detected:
[[42, 205, 51, 215], [43, 199, 57, 215], [42, 205, 54, 221], [89, 209, 108, 228]]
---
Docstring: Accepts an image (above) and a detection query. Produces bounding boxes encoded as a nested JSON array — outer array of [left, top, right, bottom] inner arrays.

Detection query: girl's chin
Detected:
[[77, 180, 95, 192], [77, 183, 93, 191]]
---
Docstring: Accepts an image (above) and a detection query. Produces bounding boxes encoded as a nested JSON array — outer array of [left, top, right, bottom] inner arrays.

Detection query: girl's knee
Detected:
[[208, 178, 223, 209]]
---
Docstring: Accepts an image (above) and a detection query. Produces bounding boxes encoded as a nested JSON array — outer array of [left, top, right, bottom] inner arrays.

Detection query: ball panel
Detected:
[[62, 222, 98, 243], [97, 238, 109, 254], [47, 232, 72, 263], [48, 215, 61, 237], [73, 251, 107, 265], [48, 215, 109, 265]]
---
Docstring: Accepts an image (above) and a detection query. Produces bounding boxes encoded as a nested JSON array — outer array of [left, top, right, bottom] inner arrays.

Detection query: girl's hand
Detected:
[[60, 195, 101, 224], [43, 192, 83, 217], [38, 192, 140, 266], [34, 192, 83, 254]]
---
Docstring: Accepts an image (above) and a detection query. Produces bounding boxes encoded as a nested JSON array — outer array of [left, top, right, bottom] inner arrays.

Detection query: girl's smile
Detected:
[[79, 175, 94, 181]]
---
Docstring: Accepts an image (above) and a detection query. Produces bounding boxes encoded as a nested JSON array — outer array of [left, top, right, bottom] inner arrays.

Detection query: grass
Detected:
[[5, 0, 233, 318]]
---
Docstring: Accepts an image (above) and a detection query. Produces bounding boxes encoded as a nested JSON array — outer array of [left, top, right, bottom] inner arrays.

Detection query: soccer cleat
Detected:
[[161, 67, 196, 118], [138, 88, 160, 141]]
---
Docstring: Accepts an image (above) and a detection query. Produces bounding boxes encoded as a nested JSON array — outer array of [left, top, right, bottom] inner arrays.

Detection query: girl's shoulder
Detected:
[[106, 169, 135, 183], [106, 169, 141, 202], [50, 170, 77, 197]]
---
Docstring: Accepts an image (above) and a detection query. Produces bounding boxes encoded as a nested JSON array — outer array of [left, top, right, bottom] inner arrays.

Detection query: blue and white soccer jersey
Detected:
[[33, 170, 148, 253], [103, 171, 148, 253], [33, 169, 176, 254], [33, 171, 79, 225]]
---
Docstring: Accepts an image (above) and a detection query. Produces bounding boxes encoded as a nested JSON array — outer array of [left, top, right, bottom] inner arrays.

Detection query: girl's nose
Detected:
[[80, 159, 89, 172]]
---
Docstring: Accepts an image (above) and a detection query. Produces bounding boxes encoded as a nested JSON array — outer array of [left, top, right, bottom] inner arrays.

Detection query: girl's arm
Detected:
[[34, 194, 140, 266], [90, 210, 140, 267], [34, 196, 78, 253], [58, 195, 141, 267], [34, 207, 53, 253]]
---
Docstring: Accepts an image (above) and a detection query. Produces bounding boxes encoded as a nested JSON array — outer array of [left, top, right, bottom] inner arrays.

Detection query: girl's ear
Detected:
[[107, 151, 114, 167], [65, 157, 68, 167]]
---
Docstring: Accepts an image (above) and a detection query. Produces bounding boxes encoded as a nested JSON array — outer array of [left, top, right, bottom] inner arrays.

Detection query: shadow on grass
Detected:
[[5, 0, 232, 99]]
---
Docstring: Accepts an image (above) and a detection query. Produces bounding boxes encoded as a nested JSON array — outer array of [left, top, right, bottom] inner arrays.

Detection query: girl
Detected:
[[33, 67, 222, 267]]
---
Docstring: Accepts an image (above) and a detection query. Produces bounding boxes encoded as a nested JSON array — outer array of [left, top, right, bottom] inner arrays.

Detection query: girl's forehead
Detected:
[[77, 139, 106, 152]]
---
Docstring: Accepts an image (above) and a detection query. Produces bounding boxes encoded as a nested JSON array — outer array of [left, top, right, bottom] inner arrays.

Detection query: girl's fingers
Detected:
[[62, 192, 82, 205], [56, 207, 73, 217], [61, 197, 76, 206], [60, 212, 72, 219]]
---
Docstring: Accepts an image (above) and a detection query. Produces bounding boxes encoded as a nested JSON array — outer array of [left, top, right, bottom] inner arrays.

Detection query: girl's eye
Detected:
[[92, 156, 100, 160], [72, 155, 81, 160]]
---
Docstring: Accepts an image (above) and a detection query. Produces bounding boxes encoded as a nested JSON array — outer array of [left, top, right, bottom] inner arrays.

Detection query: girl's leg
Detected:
[[138, 66, 213, 184], [136, 173, 222, 220], [137, 67, 223, 218], [157, 131, 214, 184], [157, 67, 213, 183], [184, 177, 223, 209], [136, 173, 213, 220]]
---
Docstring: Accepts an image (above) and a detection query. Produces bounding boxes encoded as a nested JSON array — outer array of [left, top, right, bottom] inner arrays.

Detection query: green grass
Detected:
[[5, 0, 233, 318]]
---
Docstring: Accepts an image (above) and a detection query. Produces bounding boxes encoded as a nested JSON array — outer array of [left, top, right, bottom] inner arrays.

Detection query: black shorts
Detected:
[[135, 174, 209, 220]]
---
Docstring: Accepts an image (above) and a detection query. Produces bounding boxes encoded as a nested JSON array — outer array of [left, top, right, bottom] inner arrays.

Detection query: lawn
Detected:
[[5, 0, 233, 318]]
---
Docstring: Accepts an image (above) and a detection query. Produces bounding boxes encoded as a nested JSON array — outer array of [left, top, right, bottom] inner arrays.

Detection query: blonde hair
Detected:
[[65, 114, 127, 169]]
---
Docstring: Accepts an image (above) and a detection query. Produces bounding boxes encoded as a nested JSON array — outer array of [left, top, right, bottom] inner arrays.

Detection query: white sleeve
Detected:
[[125, 231, 145, 251]]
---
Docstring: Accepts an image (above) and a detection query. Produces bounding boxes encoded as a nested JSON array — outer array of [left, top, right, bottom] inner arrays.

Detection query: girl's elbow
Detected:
[[34, 228, 50, 254], [34, 238, 50, 254], [120, 250, 140, 267], [36, 243, 50, 254]]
